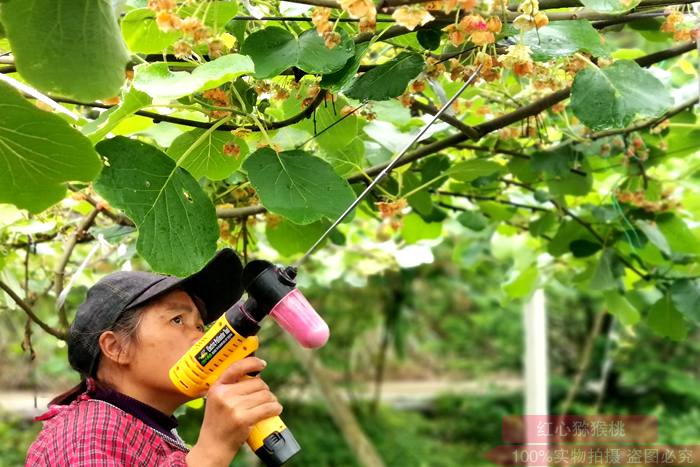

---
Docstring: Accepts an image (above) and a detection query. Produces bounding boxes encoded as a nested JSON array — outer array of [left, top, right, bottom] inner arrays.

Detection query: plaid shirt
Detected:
[[26, 379, 189, 466]]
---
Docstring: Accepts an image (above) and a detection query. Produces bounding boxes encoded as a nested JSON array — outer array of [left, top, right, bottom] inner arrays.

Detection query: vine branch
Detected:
[[0, 280, 67, 340], [54, 207, 101, 329]]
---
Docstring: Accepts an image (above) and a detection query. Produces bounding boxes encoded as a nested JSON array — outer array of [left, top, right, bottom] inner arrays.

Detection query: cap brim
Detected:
[[126, 249, 244, 324]]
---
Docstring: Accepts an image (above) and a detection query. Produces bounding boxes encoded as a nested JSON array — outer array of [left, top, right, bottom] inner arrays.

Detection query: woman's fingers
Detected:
[[214, 356, 267, 385], [236, 388, 278, 411], [243, 401, 284, 423]]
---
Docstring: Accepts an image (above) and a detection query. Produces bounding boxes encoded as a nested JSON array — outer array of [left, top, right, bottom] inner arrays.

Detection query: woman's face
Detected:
[[125, 289, 206, 398]]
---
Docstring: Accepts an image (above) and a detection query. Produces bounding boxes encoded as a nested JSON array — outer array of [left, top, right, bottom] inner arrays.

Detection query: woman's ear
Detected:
[[98, 331, 132, 366]]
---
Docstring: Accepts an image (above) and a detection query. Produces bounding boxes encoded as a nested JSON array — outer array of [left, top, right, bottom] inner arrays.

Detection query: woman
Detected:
[[26, 249, 283, 466]]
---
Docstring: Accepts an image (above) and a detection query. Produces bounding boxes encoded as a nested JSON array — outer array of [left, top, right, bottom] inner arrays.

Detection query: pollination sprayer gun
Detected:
[[169, 258, 330, 466], [167, 68, 481, 466]]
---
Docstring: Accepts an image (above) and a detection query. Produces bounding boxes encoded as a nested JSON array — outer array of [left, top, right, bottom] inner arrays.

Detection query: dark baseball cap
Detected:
[[64, 248, 244, 389]]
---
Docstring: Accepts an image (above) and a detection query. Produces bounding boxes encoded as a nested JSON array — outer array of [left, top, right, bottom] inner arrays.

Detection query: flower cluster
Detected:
[[148, 0, 229, 59], [312, 7, 342, 49], [498, 43, 534, 76], [202, 88, 231, 119], [443, 14, 501, 47], [513, 0, 549, 31], [660, 9, 700, 41], [614, 190, 680, 213], [392, 5, 435, 31], [339, 0, 377, 32], [424, 0, 477, 14], [375, 199, 407, 240]]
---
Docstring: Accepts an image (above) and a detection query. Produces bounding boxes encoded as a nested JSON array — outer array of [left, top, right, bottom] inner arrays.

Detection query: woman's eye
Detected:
[[197, 324, 205, 332], [171, 316, 183, 325]]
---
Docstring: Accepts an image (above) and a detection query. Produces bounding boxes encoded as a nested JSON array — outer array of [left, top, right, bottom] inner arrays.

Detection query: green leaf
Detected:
[[670, 279, 700, 325], [94, 136, 219, 276], [580, 0, 641, 13], [1, 0, 129, 101], [241, 27, 298, 79], [121, 8, 181, 54], [179, 1, 238, 29], [0, 81, 102, 213], [503, 265, 539, 299], [547, 170, 593, 196], [83, 87, 152, 144], [345, 52, 424, 101], [296, 29, 355, 75], [167, 129, 248, 180], [524, 21, 609, 61], [656, 214, 700, 255], [570, 60, 672, 131], [401, 212, 442, 244], [603, 292, 641, 326], [647, 294, 688, 341], [133, 54, 255, 100], [243, 147, 356, 225], [457, 210, 488, 231], [449, 160, 503, 181], [531, 146, 578, 176], [548, 221, 595, 256], [529, 212, 556, 237], [321, 43, 370, 92], [590, 249, 618, 290], [570, 239, 601, 258], [635, 220, 671, 255], [266, 218, 327, 257], [417, 29, 442, 51]]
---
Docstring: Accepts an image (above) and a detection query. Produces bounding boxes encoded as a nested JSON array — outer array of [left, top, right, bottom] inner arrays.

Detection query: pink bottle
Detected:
[[242, 260, 330, 348]]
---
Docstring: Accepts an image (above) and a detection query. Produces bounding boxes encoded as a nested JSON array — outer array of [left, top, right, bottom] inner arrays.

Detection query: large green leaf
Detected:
[[635, 220, 671, 256], [670, 279, 700, 325], [0, 81, 102, 213], [589, 249, 618, 290], [548, 170, 593, 196], [603, 291, 641, 326], [570, 60, 672, 131], [296, 29, 355, 75], [83, 87, 152, 144], [94, 136, 219, 276], [321, 42, 370, 92], [243, 147, 356, 224], [133, 54, 255, 100], [265, 218, 328, 257], [449, 160, 503, 181], [647, 294, 688, 341], [656, 214, 700, 255], [167, 129, 248, 180], [241, 27, 299, 79], [345, 52, 424, 101], [121, 8, 181, 54], [401, 212, 442, 243], [179, 1, 238, 30], [0, 0, 129, 101], [503, 265, 539, 298], [524, 21, 609, 61], [580, 0, 641, 13]]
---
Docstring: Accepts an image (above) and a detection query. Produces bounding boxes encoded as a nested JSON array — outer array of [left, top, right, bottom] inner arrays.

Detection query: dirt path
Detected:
[[0, 377, 522, 418]]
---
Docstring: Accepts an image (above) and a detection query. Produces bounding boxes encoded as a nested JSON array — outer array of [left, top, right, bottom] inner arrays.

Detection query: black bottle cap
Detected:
[[254, 428, 301, 466], [243, 260, 296, 314], [224, 299, 261, 337]]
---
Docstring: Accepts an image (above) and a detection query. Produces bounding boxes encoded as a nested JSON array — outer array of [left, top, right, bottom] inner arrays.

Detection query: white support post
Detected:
[[523, 288, 549, 466]]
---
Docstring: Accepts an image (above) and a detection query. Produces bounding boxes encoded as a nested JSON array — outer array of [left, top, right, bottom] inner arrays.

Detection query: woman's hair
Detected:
[[48, 303, 148, 405], [93, 302, 148, 378], [50, 288, 206, 405]]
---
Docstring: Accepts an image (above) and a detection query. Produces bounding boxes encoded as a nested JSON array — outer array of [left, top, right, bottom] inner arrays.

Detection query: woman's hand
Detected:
[[186, 357, 283, 467]]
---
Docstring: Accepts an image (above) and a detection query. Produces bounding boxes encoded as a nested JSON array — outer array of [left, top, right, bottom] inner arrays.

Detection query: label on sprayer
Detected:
[[195, 326, 234, 366]]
